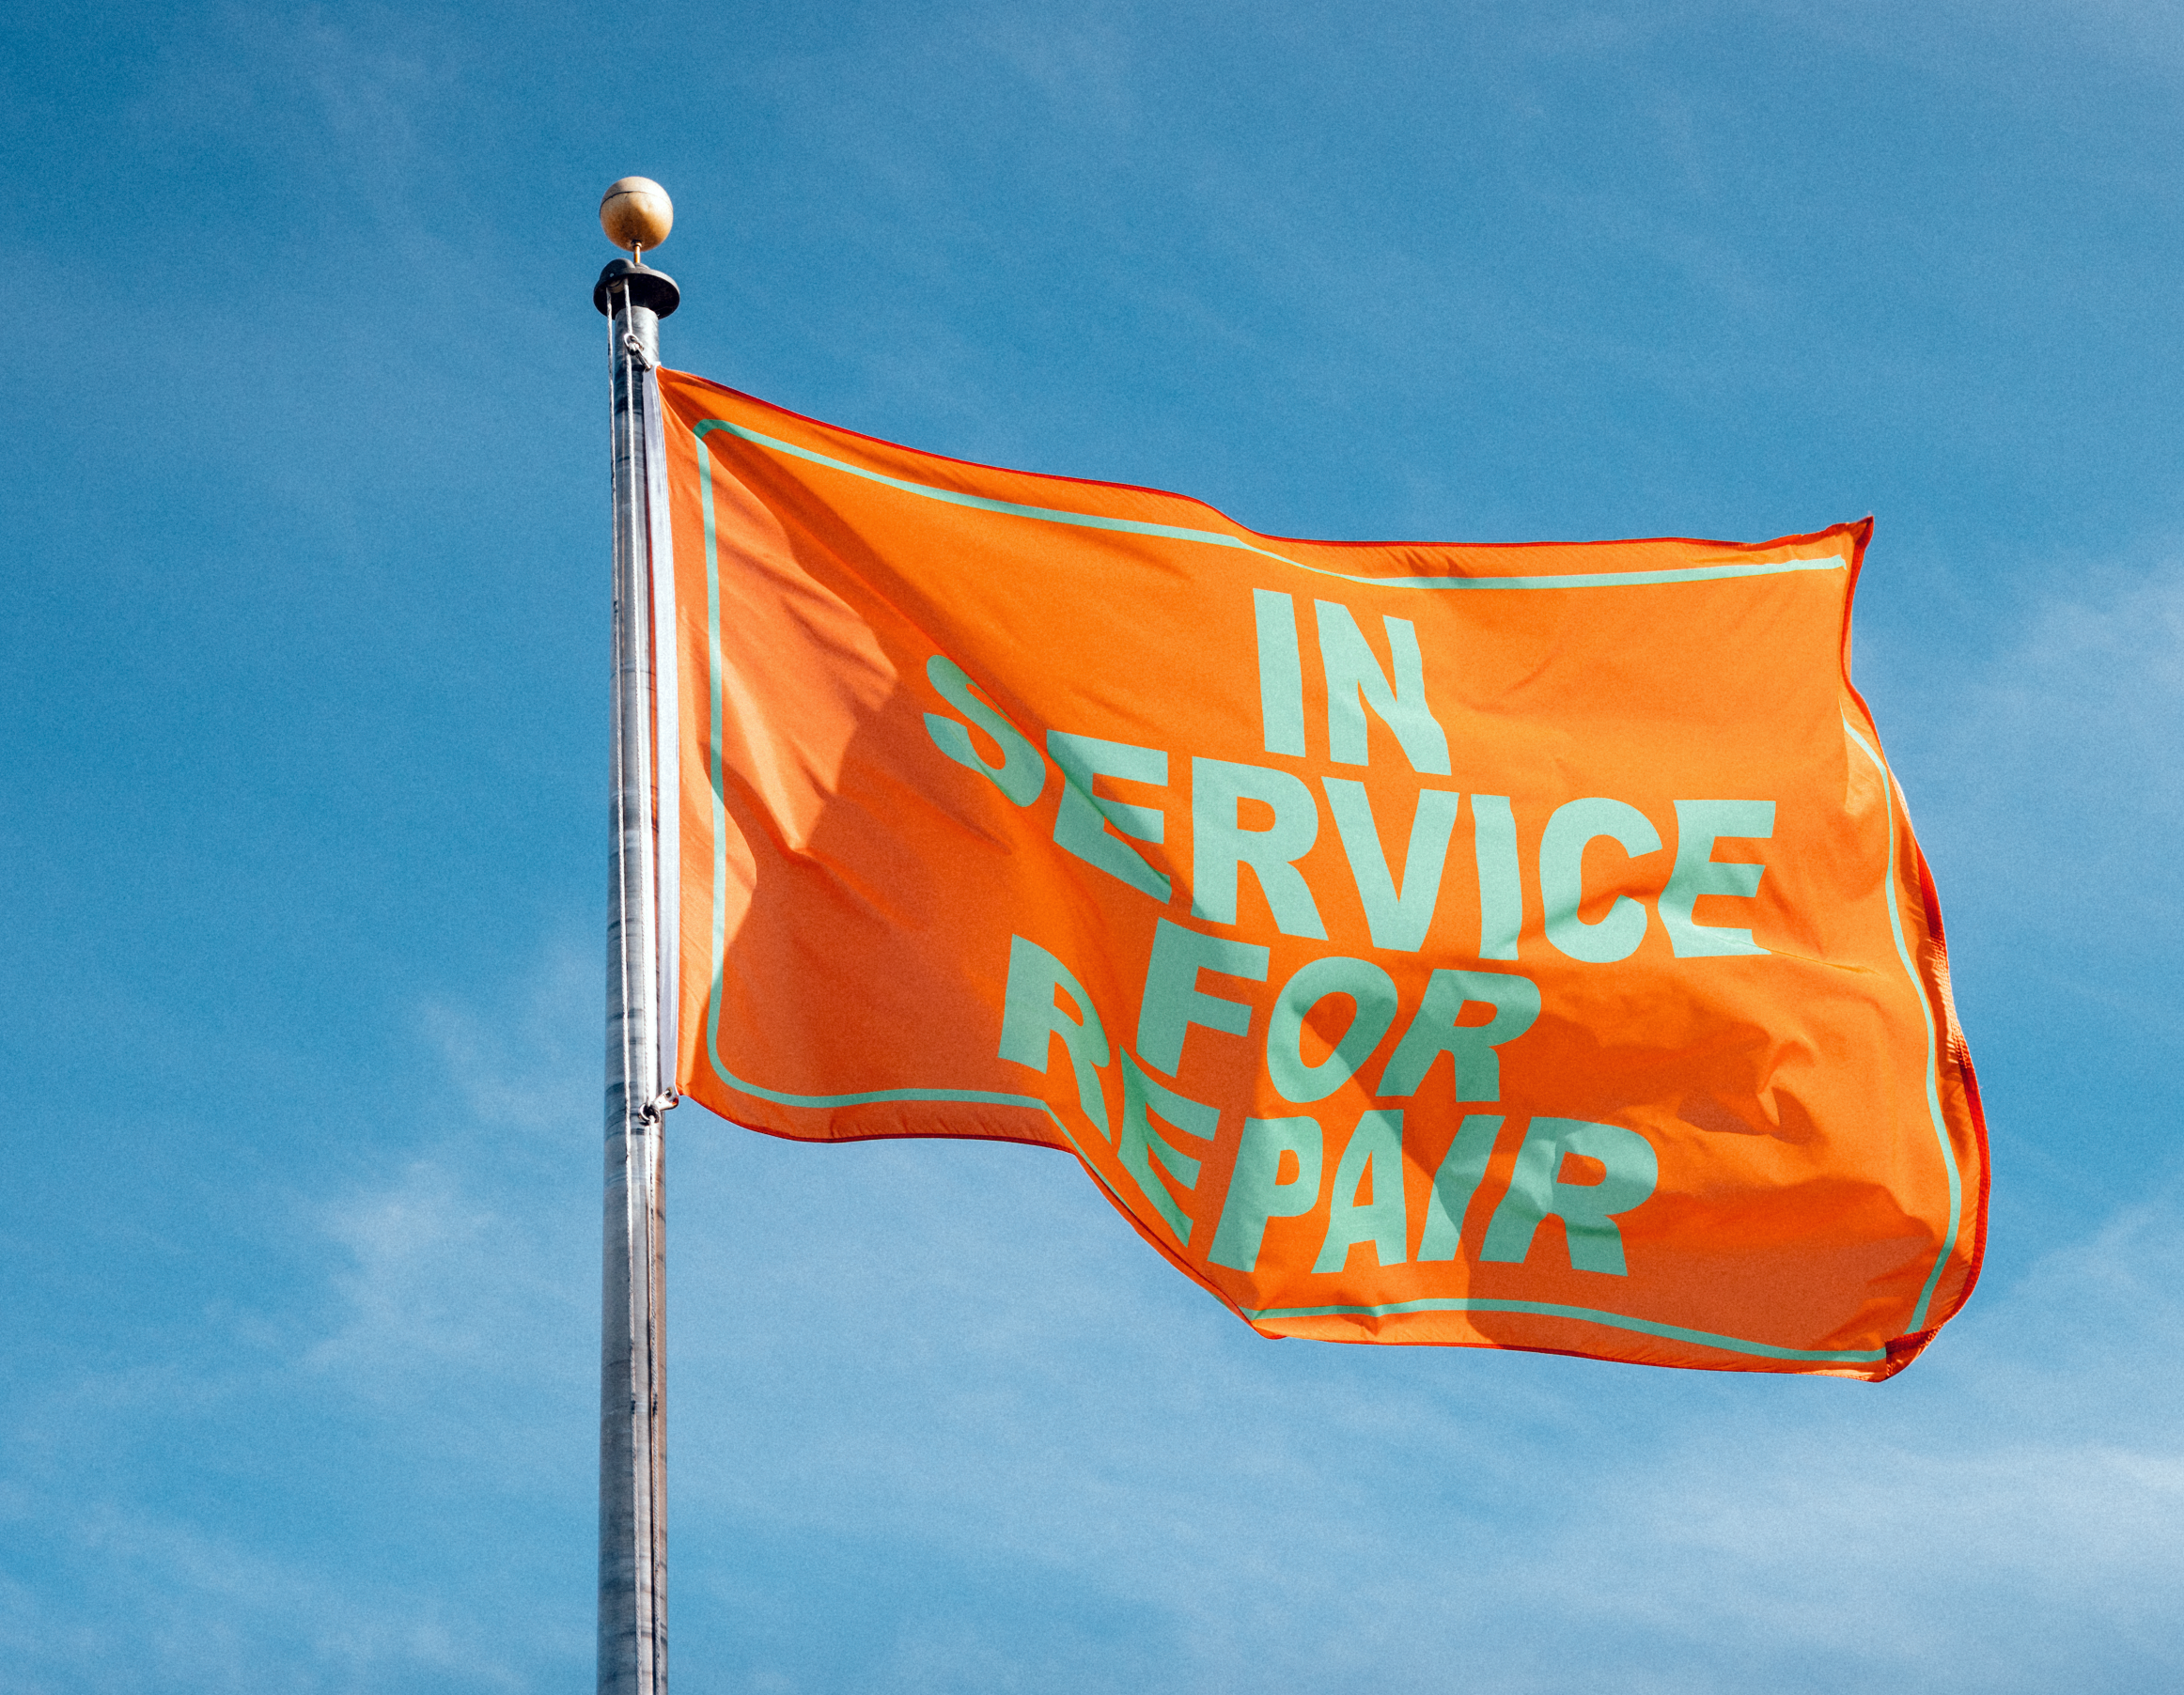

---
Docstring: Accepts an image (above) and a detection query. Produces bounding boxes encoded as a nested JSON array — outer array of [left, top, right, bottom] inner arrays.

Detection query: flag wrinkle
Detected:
[[659, 372, 1987, 1380]]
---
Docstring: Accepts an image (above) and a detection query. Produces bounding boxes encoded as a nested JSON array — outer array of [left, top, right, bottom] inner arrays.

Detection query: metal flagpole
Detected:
[[594, 177, 679, 1695]]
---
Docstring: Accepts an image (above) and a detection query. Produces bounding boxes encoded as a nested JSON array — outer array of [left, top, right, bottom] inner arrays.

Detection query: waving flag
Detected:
[[650, 368, 1986, 1379]]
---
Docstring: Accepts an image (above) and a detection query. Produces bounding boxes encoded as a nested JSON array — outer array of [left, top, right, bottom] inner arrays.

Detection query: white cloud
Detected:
[[651, 1110, 2184, 1691], [300, 942, 597, 1451], [1874, 554, 2184, 878], [7, 910, 2182, 1691], [0, 1497, 536, 1695], [0, 941, 602, 1693]]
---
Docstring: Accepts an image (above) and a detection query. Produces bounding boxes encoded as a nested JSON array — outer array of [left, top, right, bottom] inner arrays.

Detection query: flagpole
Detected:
[[594, 177, 679, 1695]]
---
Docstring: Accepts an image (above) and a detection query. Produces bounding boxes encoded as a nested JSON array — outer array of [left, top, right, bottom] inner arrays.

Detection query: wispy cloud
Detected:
[[654, 1109, 2184, 1692], [673, 923, 2184, 1689], [0, 941, 601, 1693], [1864, 551, 2184, 984], [0, 1495, 539, 1695], [17, 546, 2149, 1693], [5, 855, 2181, 1689]]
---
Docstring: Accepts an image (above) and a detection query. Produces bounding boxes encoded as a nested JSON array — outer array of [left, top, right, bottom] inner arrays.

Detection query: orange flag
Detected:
[[654, 369, 1987, 1380]]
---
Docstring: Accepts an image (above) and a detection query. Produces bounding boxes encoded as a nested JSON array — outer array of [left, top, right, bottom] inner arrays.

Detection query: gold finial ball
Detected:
[[600, 177, 674, 255]]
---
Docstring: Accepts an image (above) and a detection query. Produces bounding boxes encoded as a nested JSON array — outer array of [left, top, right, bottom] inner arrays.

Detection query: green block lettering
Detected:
[[1049, 731, 1172, 902], [1191, 758, 1328, 939], [1479, 1118, 1660, 1276], [1208, 1114, 1325, 1272], [1254, 589, 1307, 757], [1323, 779, 1461, 952], [1314, 600, 1451, 775], [1414, 1114, 1505, 1262], [998, 936, 1113, 1138], [1539, 798, 1661, 963], [1470, 795, 1523, 961], [1660, 800, 1774, 957], [1119, 1053, 1216, 1244], [1266, 955, 1401, 1104], [923, 654, 1046, 805], [1376, 970, 1540, 1102], [1312, 1109, 1409, 1272], [1135, 918, 1270, 1077]]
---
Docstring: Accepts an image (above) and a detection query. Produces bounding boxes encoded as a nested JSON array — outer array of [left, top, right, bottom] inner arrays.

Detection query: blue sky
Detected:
[[5, 1, 2183, 1688]]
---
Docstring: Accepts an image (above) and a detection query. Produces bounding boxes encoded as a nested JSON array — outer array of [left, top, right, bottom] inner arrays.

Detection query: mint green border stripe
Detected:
[[688, 419, 1896, 1369], [695, 441, 1124, 1191], [1235, 1297, 1887, 1364], [693, 418, 1847, 592], [1843, 719, 1961, 1330]]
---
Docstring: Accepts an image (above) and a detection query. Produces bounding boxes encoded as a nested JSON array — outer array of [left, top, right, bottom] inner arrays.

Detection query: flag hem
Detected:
[[679, 411, 1950, 1380]]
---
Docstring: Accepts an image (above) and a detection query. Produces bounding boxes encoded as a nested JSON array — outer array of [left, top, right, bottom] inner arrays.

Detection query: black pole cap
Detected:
[[594, 258, 680, 319]]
